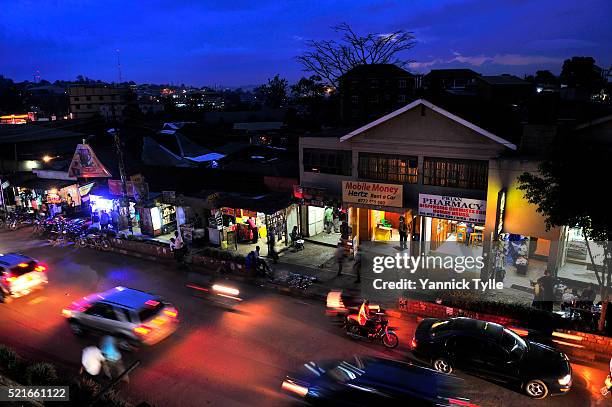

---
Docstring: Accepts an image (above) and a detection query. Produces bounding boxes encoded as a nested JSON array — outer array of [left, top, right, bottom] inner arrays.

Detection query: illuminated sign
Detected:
[[68, 144, 112, 178], [418, 193, 486, 224], [494, 189, 506, 238], [342, 181, 403, 208]]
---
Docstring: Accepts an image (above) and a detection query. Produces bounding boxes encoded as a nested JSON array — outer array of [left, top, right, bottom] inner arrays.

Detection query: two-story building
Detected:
[[298, 99, 565, 282]]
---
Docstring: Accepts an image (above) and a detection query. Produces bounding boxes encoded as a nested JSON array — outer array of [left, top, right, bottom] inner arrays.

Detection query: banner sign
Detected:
[[68, 144, 112, 178], [108, 180, 136, 197], [342, 181, 403, 208], [418, 193, 486, 224]]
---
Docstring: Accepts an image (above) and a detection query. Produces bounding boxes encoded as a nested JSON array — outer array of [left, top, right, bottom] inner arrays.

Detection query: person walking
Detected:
[[81, 345, 106, 378], [100, 210, 110, 230], [353, 245, 363, 283], [336, 242, 345, 277], [534, 269, 555, 312], [398, 216, 408, 250]]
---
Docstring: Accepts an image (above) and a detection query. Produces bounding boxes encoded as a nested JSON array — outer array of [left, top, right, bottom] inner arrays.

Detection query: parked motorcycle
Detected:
[[76, 231, 111, 251], [344, 311, 399, 349]]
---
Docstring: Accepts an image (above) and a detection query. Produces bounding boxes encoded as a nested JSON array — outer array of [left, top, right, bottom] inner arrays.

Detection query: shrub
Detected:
[[25, 362, 58, 385], [0, 344, 21, 375]]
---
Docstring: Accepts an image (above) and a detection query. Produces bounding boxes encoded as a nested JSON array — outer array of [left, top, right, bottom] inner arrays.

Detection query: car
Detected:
[[0, 253, 48, 302], [62, 286, 179, 348], [281, 355, 475, 406], [410, 317, 572, 399]]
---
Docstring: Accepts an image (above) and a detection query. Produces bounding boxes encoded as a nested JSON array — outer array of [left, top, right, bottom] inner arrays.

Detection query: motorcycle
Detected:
[[187, 274, 243, 309], [76, 231, 111, 251], [344, 311, 399, 349]]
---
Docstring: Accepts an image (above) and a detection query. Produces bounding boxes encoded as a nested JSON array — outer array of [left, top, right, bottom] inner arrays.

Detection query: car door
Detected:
[[81, 302, 121, 333], [446, 335, 488, 374], [482, 341, 520, 383]]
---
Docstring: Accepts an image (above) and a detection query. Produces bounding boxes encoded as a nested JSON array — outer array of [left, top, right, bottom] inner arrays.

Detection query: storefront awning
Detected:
[[213, 191, 294, 215], [18, 178, 75, 191]]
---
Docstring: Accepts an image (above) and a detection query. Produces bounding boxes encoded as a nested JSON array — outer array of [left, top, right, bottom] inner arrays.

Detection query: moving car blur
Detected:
[[281, 355, 475, 406], [0, 253, 48, 302], [62, 286, 179, 348], [411, 317, 572, 399]]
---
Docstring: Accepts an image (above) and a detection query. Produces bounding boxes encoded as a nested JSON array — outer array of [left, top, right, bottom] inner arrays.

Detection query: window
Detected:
[[74, 97, 80, 102], [358, 153, 418, 183], [351, 95, 359, 104], [87, 104, 93, 109], [85, 303, 118, 320], [369, 95, 379, 104], [86, 96, 91, 101], [303, 148, 351, 176], [423, 157, 488, 190], [399, 79, 407, 89], [370, 79, 379, 89], [398, 94, 406, 103]]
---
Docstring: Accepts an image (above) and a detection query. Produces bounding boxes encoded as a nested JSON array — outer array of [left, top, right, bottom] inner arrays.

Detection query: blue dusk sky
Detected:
[[1, 0, 610, 87]]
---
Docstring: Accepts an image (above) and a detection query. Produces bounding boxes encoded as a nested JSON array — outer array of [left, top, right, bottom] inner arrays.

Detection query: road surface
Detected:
[[0, 228, 609, 406]]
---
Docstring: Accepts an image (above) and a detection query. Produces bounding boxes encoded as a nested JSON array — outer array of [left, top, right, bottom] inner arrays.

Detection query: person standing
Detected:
[[111, 209, 120, 231], [398, 216, 408, 250], [100, 210, 110, 230], [336, 242, 345, 277], [535, 269, 555, 312], [353, 245, 363, 283], [324, 206, 333, 234]]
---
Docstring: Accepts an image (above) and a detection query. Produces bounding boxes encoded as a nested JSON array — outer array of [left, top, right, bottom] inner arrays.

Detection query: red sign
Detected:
[[108, 180, 136, 197], [68, 144, 112, 178]]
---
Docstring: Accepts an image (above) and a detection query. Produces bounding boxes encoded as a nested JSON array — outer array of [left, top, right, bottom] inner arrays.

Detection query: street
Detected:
[[0, 228, 609, 407]]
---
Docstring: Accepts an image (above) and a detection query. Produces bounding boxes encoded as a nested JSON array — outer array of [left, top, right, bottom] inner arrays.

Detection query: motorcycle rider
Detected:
[[358, 299, 375, 334]]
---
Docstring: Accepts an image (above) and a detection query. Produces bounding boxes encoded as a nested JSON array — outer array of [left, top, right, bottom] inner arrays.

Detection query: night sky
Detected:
[[1, 0, 610, 87]]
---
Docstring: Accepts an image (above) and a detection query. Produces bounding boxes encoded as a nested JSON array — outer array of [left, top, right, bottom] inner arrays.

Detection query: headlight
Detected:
[[558, 374, 572, 386]]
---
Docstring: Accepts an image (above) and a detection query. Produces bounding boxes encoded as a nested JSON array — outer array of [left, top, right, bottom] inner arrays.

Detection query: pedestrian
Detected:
[[247, 216, 258, 243], [336, 242, 344, 277], [398, 216, 408, 250], [268, 229, 278, 263], [535, 269, 555, 312], [100, 210, 110, 230], [324, 206, 333, 234], [332, 207, 340, 233], [353, 245, 362, 283], [111, 209, 120, 231], [340, 220, 351, 241], [100, 336, 128, 383], [170, 238, 183, 268], [81, 345, 106, 378]]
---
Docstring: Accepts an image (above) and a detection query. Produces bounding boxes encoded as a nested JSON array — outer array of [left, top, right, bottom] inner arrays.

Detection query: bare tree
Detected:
[[296, 23, 416, 86]]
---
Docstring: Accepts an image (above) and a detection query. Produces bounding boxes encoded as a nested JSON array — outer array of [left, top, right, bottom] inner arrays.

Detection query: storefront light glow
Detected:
[[151, 206, 162, 230], [90, 195, 114, 213]]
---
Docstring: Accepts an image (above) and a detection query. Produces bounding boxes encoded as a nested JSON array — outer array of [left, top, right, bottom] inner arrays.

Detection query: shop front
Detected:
[[10, 176, 80, 217], [293, 185, 346, 246], [207, 192, 297, 256]]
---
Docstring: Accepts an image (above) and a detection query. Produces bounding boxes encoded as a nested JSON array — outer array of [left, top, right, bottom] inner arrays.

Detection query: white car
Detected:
[[0, 253, 48, 302]]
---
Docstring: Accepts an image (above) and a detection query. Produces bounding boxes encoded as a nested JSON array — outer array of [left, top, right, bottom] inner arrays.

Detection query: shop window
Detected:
[[358, 153, 417, 183], [423, 157, 488, 190], [303, 148, 351, 176]]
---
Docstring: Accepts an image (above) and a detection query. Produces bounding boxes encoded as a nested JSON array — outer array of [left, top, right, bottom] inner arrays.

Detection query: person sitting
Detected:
[[561, 288, 577, 308], [290, 226, 304, 250]]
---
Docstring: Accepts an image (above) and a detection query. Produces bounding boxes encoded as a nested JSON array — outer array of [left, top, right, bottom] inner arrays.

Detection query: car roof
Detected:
[[358, 357, 459, 397], [95, 286, 160, 310], [0, 253, 35, 267], [448, 317, 504, 340]]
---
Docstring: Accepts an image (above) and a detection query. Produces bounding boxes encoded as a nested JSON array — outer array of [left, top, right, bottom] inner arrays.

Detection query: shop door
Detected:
[[308, 206, 324, 236]]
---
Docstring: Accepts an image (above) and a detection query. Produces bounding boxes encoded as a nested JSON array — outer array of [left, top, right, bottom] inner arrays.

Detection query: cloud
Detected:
[[409, 52, 562, 70]]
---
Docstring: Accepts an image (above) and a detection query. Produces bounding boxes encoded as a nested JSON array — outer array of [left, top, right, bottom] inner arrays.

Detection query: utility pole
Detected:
[[109, 103, 132, 233]]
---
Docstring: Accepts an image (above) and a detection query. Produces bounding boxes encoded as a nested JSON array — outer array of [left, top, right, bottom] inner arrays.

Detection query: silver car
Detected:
[[0, 253, 48, 302], [62, 286, 179, 348]]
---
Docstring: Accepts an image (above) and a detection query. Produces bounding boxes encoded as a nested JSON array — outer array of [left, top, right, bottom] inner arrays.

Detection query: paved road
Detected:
[[0, 228, 609, 406]]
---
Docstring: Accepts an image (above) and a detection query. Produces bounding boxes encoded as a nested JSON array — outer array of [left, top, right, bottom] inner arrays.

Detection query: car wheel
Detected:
[[69, 321, 85, 336], [432, 357, 453, 374], [525, 379, 549, 399]]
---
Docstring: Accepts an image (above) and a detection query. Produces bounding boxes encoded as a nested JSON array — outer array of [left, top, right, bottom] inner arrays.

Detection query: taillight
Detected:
[[35, 265, 47, 272], [163, 307, 178, 318], [281, 380, 308, 397], [62, 309, 72, 317], [134, 325, 152, 335], [449, 398, 480, 407], [17, 263, 28, 268], [410, 337, 417, 349]]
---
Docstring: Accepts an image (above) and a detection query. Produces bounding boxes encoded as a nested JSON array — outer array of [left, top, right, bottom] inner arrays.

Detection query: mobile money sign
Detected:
[[418, 193, 486, 223], [342, 181, 403, 207]]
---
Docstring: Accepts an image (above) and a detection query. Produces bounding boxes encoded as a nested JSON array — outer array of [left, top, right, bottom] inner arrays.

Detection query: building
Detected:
[[69, 85, 131, 120], [339, 64, 416, 125], [422, 69, 480, 93], [476, 75, 533, 105], [296, 98, 581, 292]]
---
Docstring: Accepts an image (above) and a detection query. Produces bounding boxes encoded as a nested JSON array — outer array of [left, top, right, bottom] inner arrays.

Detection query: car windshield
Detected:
[[502, 328, 527, 358], [324, 361, 366, 383], [137, 299, 164, 322], [9, 261, 37, 277]]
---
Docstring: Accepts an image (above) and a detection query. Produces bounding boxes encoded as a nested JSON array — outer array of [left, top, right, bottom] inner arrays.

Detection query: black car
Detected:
[[410, 317, 572, 399], [281, 355, 474, 406]]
